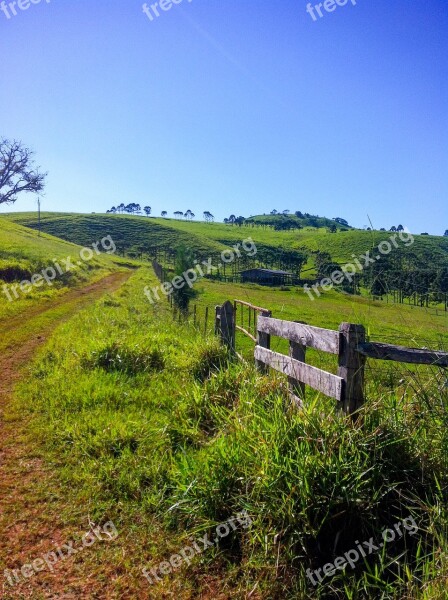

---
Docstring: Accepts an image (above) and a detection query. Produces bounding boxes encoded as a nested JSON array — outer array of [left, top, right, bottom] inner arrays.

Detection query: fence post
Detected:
[[204, 306, 209, 336], [215, 305, 221, 336], [256, 309, 272, 373], [338, 323, 366, 415], [219, 300, 235, 353], [289, 321, 307, 402]]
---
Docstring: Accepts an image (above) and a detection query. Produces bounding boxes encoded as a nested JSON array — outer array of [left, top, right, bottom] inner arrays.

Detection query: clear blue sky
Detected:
[[1, 0, 447, 233]]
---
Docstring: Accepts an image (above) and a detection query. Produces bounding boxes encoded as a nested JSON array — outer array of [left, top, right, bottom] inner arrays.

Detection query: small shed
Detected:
[[240, 268, 295, 286]]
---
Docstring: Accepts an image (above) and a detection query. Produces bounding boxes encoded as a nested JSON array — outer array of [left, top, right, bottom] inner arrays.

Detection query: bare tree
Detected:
[[0, 138, 47, 205]]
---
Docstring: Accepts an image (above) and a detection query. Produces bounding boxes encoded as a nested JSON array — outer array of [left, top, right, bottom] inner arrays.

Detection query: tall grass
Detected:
[[14, 267, 448, 598]]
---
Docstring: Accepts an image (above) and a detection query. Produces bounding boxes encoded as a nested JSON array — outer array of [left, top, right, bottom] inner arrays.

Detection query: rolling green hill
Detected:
[[4, 212, 448, 273]]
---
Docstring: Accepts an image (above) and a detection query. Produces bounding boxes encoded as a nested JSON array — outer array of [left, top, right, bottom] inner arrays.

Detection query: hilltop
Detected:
[[4, 212, 448, 273]]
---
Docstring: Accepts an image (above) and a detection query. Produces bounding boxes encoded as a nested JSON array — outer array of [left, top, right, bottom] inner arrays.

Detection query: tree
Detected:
[[295, 211, 304, 218], [228, 214, 236, 224], [333, 217, 349, 227], [271, 209, 278, 215], [143, 206, 151, 216], [0, 138, 47, 205], [328, 223, 337, 233], [161, 211, 167, 217], [390, 226, 397, 232], [172, 246, 198, 313], [282, 209, 290, 215], [174, 211, 183, 218], [124, 203, 141, 214], [397, 224, 404, 231], [444, 230, 448, 237]]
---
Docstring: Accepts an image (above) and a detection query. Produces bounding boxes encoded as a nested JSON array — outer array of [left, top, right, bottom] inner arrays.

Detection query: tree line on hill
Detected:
[[106, 204, 217, 222], [104, 199, 448, 237]]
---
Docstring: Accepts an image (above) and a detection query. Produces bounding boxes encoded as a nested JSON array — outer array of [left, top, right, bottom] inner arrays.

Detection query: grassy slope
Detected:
[[0, 218, 133, 323], [9, 267, 448, 599], [5, 213, 448, 270], [3, 212, 228, 259]]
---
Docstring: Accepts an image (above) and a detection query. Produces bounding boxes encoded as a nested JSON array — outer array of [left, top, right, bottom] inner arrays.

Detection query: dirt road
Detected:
[[0, 271, 131, 599]]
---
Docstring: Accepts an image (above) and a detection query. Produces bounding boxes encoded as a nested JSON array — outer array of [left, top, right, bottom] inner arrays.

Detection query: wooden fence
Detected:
[[215, 300, 448, 415]]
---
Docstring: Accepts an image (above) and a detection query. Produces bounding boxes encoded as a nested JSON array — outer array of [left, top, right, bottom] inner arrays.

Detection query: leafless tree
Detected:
[[0, 139, 47, 205]]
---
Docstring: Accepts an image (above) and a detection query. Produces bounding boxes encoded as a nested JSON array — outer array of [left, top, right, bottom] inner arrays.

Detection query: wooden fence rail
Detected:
[[214, 300, 448, 415]]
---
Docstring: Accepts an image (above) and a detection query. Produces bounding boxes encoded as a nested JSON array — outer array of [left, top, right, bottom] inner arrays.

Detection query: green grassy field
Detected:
[[9, 267, 448, 599], [1, 213, 448, 598], [184, 276, 448, 408]]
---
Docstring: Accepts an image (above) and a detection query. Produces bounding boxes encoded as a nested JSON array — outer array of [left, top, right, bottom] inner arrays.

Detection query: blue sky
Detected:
[[0, 0, 447, 233]]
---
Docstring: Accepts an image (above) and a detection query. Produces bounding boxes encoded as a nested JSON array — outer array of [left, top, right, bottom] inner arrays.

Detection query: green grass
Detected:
[[11, 267, 448, 599], [0, 217, 132, 322], [2, 212, 448, 597], [5, 212, 448, 271]]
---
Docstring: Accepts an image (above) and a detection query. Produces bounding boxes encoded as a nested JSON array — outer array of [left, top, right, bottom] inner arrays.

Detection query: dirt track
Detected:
[[0, 271, 131, 599]]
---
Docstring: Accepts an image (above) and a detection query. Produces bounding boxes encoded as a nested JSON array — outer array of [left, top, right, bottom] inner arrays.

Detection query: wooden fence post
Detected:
[[219, 300, 235, 353], [338, 323, 366, 415], [204, 306, 209, 336], [256, 309, 272, 373], [289, 321, 307, 401]]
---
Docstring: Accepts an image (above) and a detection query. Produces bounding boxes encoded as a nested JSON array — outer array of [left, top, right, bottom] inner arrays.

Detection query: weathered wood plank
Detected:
[[357, 342, 448, 367], [254, 346, 344, 401], [257, 316, 339, 354]]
